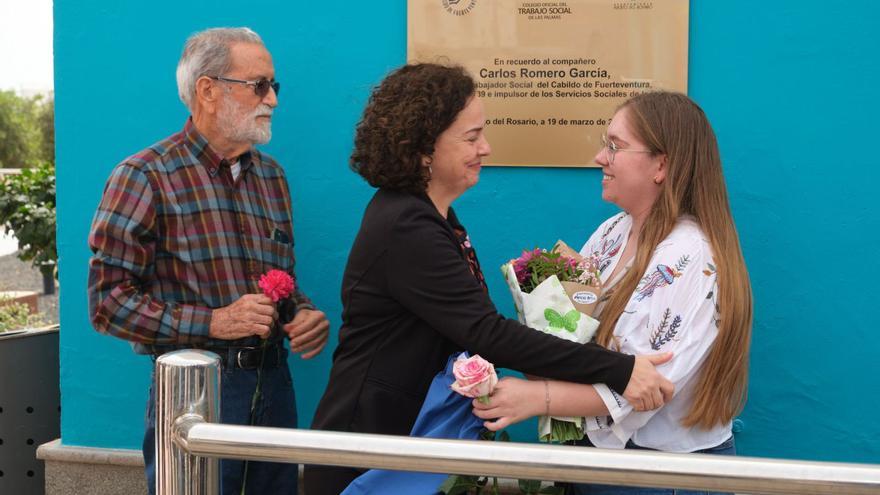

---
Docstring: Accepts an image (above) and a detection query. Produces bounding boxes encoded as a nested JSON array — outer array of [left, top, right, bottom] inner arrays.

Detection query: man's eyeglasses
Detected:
[[601, 133, 652, 165], [211, 76, 280, 98]]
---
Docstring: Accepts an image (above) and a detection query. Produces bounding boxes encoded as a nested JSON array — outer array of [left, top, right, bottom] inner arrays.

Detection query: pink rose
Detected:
[[450, 354, 498, 404], [258, 269, 295, 302]]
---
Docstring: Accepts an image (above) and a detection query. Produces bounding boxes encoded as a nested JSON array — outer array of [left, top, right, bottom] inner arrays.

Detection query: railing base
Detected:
[[36, 440, 147, 495], [34, 443, 534, 495]]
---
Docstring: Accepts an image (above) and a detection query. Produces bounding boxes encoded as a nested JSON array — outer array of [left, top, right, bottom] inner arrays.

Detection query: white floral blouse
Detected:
[[579, 212, 731, 452]]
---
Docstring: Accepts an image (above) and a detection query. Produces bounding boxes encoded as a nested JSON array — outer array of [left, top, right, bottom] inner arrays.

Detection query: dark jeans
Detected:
[[567, 436, 736, 495], [143, 354, 299, 495]]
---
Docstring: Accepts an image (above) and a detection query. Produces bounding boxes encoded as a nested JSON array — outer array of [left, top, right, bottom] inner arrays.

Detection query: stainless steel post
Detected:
[[155, 350, 221, 495]]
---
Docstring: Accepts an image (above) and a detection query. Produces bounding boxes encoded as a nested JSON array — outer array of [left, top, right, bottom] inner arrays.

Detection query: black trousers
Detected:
[[303, 465, 365, 495]]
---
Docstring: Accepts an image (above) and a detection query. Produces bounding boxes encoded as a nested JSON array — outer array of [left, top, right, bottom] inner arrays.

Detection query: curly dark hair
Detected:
[[350, 63, 476, 193]]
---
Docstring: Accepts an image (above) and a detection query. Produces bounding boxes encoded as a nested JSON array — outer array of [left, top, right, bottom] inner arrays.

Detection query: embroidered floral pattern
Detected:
[[675, 255, 691, 271], [592, 214, 627, 274], [702, 262, 716, 277], [597, 234, 622, 274], [650, 308, 683, 350], [601, 213, 628, 240], [581, 216, 726, 450], [703, 262, 720, 327]]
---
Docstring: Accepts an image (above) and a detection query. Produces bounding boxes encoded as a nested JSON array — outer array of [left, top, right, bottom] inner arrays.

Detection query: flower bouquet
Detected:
[[501, 240, 603, 443]]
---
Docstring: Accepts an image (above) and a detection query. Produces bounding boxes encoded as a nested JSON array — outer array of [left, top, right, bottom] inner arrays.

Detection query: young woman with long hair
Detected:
[[473, 91, 753, 495]]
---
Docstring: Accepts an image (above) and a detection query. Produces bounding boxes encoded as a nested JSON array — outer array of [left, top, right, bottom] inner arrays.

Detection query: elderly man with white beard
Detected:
[[87, 27, 328, 495]]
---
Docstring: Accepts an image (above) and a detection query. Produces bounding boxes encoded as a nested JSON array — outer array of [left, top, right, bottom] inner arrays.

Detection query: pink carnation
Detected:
[[450, 354, 498, 403], [258, 269, 295, 302]]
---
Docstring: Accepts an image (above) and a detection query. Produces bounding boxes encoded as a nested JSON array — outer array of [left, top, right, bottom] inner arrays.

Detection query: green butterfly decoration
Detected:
[[544, 308, 580, 333]]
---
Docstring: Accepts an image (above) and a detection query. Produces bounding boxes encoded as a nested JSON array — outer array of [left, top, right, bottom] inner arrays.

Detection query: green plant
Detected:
[[0, 90, 53, 168], [36, 97, 55, 165], [0, 161, 57, 277], [439, 430, 564, 495], [0, 301, 46, 332]]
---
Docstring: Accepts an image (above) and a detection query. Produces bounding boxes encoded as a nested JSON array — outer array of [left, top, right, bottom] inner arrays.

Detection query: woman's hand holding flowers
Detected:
[[471, 377, 544, 431]]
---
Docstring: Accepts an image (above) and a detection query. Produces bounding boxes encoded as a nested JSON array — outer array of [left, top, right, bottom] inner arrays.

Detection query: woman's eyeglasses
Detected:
[[601, 134, 652, 165], [211, 76, 280, 98]]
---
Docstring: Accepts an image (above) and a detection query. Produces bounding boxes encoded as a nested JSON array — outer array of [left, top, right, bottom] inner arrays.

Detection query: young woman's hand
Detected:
[[471, 377, 544, 431]]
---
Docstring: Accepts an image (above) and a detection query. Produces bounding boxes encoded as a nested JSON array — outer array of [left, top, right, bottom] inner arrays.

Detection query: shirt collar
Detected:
[[183, 118, 256, 178]]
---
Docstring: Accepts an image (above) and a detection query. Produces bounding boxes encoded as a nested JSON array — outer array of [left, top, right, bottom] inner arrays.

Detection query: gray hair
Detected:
[[176, 27, 264, 112]]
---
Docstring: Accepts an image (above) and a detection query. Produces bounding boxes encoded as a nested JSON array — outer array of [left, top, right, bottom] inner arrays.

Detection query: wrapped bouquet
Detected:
[[501, 241, 603, 443]]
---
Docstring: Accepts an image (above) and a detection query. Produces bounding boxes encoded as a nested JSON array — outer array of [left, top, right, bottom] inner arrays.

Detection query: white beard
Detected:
[[217, 96, 273, 145]]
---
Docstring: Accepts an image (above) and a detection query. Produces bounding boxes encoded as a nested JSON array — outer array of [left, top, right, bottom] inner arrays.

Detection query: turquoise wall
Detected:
[[55, 1, 880, 463]]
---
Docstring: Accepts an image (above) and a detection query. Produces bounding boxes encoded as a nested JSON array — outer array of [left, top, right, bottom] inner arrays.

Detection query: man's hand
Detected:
[[209, 294, 276, 340], [623, 353, 675, 411], [283, 308, 330, 359]]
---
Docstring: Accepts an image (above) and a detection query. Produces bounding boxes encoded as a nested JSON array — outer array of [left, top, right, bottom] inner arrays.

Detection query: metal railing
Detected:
[[156, 350, 880, 495]]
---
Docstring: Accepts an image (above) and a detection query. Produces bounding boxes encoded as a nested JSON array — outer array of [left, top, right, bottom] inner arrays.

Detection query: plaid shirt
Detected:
[[88, 119, 314, 355]]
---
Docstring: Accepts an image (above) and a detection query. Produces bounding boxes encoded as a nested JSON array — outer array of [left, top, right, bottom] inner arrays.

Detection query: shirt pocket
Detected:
[[254, 235, 294, 273]]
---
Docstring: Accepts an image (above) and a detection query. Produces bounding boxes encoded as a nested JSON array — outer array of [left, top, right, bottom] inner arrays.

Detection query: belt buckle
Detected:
[[235, 346, 258, 369]]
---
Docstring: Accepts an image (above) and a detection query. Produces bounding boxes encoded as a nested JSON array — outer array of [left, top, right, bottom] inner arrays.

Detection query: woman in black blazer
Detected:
[[304, 63, 674, 494]]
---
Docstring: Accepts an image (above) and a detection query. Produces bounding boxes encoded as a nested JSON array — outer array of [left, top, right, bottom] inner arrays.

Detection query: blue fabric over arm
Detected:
[[341, 352, 485, 495]]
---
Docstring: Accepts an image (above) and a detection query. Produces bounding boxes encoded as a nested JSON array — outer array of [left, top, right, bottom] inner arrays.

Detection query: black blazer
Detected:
[[305, 189, 634, 494]]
